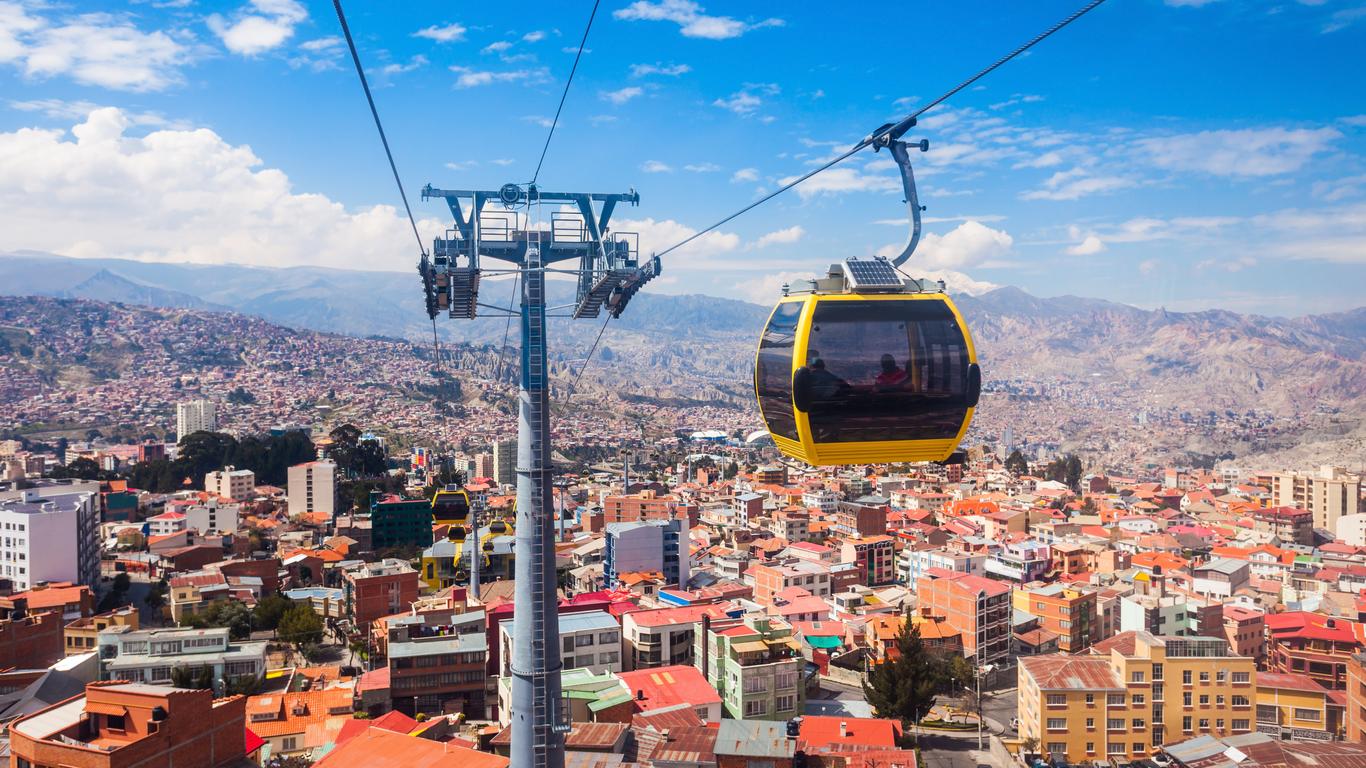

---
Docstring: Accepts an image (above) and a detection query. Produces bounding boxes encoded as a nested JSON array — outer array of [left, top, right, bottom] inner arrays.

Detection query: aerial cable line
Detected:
[[331, 0, 445, 372], [532, 0, 602, 185], [654, 0, 1109, 260]]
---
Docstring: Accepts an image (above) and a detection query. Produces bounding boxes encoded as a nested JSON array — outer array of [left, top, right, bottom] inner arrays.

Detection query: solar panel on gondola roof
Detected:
[[842, 258, 903, 289]]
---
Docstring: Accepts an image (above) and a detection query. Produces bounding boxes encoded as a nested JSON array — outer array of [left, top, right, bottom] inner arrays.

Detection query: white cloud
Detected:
[[730, 167, 759, 183], [914, 269, 1001, 297], [1324, 5, 1366, 33], [737, 270, 813, 303], [0, 5, 190, 91], [451, 65, 546, 88], [1021, 167, 1136, 201], [1066, 235, 1106, 256], [1138, 259, 1159, 275], [613, 1, 783, 40], [630, 62, 690, 77], [683, 162, 720, 173], [780, 166, 899, 198], [289, 36, 342, 71], [414, 23, 466, 43], [713, 82, 780, 116], [482, 40, 513, 54], [600, 86, 643, 105], [379, 55, 427, 77], [751, 225, 804, 248], [490, 158, 515, 166], [1341, 115, 1366, 127], [589, 114, 618, 125], [615, 216, 741, 258], [1312, 174, 1366, 202], [208, 0, 308, 56], [9, 98, 172, 127], [0, 108, 445, 272], [522, 30, 545, 42], [641, 160, 672, 173], [1135, 127, 1340, 177], [522, 115, 553, 128], [885, 220, 1013, 270]]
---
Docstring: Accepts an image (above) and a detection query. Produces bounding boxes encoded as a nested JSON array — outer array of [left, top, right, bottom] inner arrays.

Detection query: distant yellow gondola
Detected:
[[754, 258, 980, 466], [431, 484, 470, 524]]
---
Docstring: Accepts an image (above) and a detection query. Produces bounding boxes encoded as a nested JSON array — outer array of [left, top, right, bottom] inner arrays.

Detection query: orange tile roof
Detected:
[[244, 687, 355, 739], [313, 725, 508, 768]]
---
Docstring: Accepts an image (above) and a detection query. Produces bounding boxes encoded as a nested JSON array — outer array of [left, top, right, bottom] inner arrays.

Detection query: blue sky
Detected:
[[0, 0, 1364, 315]]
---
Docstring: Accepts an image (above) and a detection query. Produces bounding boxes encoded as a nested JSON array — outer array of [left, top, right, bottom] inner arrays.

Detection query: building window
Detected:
[[744, 700, 768, 717], [1084, 693, 1094, 705], [1232, 671, 1250, 684], [1132, 718, 1145, 729], [776, 695, 796, 712], [1085, 742, 1095, 754], [1131, 671, 1145, 683], [1107, 719, 1124, 731], [1085, 718, 1094, 728], [1047, 718, 1067, 730], [1182, 716, 1192, 732], [1199, 671, 1210, 683], [1107, 743, 1126, 755], [1153, 664, 1164, 680], [1232, 719, 1250, 731], [1046, 743, 1068, 757], [1294, 708, 1321, 722], [1047, 694, 1067, 706], [1132, 694, 1145, 705], [282, 737, 298, 751], [1183, 670, 1193, 684], [1199, 719, 1209, 729], [1232, 695, 1249, 707]]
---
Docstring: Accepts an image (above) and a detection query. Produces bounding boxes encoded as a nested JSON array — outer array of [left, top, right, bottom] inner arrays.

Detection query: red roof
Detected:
[[799, 716, 900, 749], [312, 726, 508, 768], [1266, 612, 1365, 645], [617, 665, 721, 712], [244, 727, 266, 754]]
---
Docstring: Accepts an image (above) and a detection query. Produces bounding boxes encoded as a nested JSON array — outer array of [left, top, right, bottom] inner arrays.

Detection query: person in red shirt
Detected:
[[874, 353, 907, 390]]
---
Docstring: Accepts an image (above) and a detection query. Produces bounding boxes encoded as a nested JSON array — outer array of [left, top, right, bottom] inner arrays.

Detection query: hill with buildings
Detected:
[[1, 253, 1364, 468]]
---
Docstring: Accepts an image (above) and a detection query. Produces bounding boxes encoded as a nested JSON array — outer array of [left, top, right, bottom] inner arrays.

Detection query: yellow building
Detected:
[[1255, 671, 1341, 741], [64, 605, 138, 656], [1018, 631, 1256, 763]]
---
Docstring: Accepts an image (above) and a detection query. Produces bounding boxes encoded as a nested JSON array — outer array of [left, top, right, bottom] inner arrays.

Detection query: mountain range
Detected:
[[2, 251, 1363, 467]]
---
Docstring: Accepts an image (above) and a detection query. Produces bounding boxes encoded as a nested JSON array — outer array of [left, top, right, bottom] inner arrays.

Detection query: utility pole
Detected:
[[420, 182, 653, 768]]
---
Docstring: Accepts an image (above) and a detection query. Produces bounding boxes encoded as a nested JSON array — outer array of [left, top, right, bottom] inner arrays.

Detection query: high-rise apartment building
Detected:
[[175, 399, 217, 439], [1272, 465, 1363, 532], [492, 439, 516, 487], [916, 568, 1011, 666], [603, 518, 689, 588], [287, 460, 337, 517], [0, 489, 100, 589]]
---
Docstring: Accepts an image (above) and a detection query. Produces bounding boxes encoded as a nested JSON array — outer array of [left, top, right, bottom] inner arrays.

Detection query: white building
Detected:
[[1337, 513, 1366, 547], [0, 489, 100, 589], [801, 489, 839, 515], [97, 625, 267, 695], [146, 511, 188, 538], [499, 610, 622, 676], [175, 497, 240, 534], [899, 545, 986, 587], [205, 466, 255, 500], [287, 461, 336, 517], [175, 399, 218, 439]]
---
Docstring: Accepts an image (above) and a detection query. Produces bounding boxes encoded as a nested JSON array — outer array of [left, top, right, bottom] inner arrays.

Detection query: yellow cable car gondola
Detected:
[[431, 484, 470, 524], [752, 135, 980, 466], [447, 525, 466, 543], [488, 519, 508, 535]]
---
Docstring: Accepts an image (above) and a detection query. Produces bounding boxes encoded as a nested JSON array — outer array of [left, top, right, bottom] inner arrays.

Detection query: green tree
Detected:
[[1004, 450, 1029, 477], [277, 603, 324, 649], [184, 600, 254, 639], [253, 594, 293, 630], [862, 620, 947, 728], [145, 578, 169, 610], [170, 665, 215, 690], [51, 456, 102, 480], [112, 572, 131, 593]]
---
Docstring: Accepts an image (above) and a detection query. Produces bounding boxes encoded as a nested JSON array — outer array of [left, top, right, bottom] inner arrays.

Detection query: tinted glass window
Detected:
[[803, 299, 970, 443], [756, 301, 802, 440]]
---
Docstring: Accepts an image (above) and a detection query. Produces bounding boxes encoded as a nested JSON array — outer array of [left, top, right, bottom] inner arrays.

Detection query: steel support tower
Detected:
[[419, 182, 654, 768]]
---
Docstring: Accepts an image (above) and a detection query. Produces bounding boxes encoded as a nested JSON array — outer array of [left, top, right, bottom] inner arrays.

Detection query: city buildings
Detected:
[[841, 536, 896, 586], [176, 398, 218, 439], [1013, 583, 1099, 653], [342, 559, 420, 628], [97, 626, 268, 694], [749, 560, 831, 605], [9, 682, 249, 768], [697, 615, 805, 721], [389, 611, 489, 717], [1264, 611, 1365, 690], [368, 493, 434, 551], [622, 604, 731, 671], [1272, 466, 1363, 533], [492, 439, 516, 488], [916, 568, 1011, 666], [500, 610, 622, 677], [603, 518, 688, 588], [287, 460, 337, 517], [204, 466, 255, 501], [1019, 632, 1256, 763], [0, 488, 100, 589]]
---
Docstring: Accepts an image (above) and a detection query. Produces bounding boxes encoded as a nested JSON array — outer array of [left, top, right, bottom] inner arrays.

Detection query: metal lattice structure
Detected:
[[419, 182, 651, 768]]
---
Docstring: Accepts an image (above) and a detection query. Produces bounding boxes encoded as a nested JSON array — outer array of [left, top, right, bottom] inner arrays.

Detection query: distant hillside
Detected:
[[2, 252, 1363, 467]]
